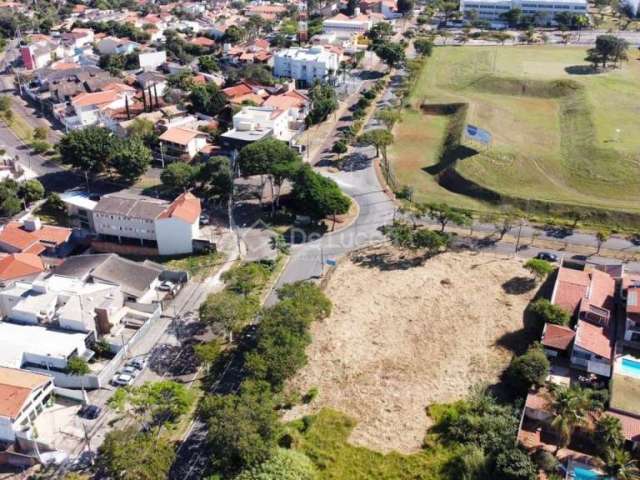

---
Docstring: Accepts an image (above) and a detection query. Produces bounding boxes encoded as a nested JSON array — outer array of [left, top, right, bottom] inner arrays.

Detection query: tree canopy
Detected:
[[190, 82, 226, 116], [58, 126, 115, 174], [291, 165, 351, 224], [586, 35, 628, 69]]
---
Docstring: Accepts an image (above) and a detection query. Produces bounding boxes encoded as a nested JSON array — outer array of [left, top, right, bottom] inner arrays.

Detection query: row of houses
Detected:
[[519, 260, 640, 472]]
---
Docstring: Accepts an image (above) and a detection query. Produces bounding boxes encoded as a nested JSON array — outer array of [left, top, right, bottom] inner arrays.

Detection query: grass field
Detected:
[[390, 46, 640, 219], [610, 373, 640, 416], [293, 409, 454, 480]]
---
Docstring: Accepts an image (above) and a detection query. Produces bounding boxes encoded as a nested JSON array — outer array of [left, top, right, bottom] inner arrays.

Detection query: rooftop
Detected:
[[0, 367, 51, 420], [574, 319, 612, 360], [90, 254, 162, 298], [541, 323, 575, 351], [0, 254, 45, 282], [159, 126, 206, 145], [158, 192, 201, 224], [94, 193, 168, 220]]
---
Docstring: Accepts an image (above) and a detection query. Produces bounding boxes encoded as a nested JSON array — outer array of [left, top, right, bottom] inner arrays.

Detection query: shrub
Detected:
[[494, 447, 537, 480], [234, 448, 318, 480], [506, 345, 550, 391], [524, 258, 554, 281], [67, 356, 90, 376], [31, 140, 51, 154], [533, 449, 558, 473], [303, 387, 319, 404], [529, 298, 571, 326]]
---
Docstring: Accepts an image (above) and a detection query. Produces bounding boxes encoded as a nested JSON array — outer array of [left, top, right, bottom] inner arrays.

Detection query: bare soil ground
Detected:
[[284, 247, 537, 454]]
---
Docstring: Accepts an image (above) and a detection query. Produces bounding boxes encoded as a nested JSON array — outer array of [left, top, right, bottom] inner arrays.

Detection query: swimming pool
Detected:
[[571, 466, 602, 480], [620, 357, 640, 378]]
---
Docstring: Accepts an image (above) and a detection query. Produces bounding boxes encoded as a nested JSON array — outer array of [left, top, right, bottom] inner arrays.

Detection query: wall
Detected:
[[139, 50, 167, 71], [0, 416, 14, 442], [155, 217, 193, 255]]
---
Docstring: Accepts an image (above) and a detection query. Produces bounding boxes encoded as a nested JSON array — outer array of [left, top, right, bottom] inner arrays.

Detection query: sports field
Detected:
[[390, 46, 640, 217]]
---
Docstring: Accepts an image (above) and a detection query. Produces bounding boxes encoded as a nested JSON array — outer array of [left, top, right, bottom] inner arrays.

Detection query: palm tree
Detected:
[[594, 415, 624, 455], [601, 448, 640, 480], [547, 386, 591, 455]]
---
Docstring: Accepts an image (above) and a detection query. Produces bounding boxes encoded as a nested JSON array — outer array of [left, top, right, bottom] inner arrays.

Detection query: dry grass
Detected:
[[285, 247, 537, 454]]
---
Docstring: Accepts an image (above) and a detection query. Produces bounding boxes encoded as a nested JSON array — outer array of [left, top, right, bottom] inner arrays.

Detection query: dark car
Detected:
[[536, 252, 558, 262], [79, 405, 102, 420]]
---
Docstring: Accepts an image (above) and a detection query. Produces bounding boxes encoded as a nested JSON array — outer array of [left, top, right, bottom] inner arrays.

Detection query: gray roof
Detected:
[[53, 253, 163, 298], [53, 253, 114, 281], [94, 194, 168, 220], [91, 255, 162, 299]]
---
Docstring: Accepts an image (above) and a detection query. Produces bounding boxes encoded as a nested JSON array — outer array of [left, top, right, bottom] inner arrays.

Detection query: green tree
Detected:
[[128, 380, 194, 426], [160, 162, 197, 192], [96, 427, 175, 480], [222, 262, 272, 297], [194, 339, 222, 373], [190, 82, 226, 116], [586, 35, 628, 69], [276, 281, 332, 321], [500, 7, 523, 27], [594, 415, 624, 456], [67, 356, 90, 376], [596, 229, 610, 254], [524, 258, 554, 281], [199, 290, 258, 341], [493, 447, 537, 480], [600, 448, 640, 480], [359, 129, 394, 159], [235, 448, 318, 480], [42, 192, 67, 216], [506, 345, 550, 391], [33, 126, 48, 140], [548, 385, 592, 454], [292, 165, 351, 228], [367, 22, 394, 44], [108, 137, 151, 183], [374, 41, 406, 68], [201, 380, 281, 475], [58, 126, 115, 174], [18, 179, 45, 204], [375, 108, 402, 129], [127, 118, 158, 149], [425, 202, 472, 232], [223, 24, 246, 44], [195, 155, 234, 199], [528, 298, 571, 326], [306, 82, 338, 125], [198, 54, 219, 73]]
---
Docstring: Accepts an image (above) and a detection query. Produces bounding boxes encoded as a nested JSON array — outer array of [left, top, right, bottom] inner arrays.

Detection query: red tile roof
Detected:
[[159, 192, 201, 223], [541, 323, 575, 351], [222, 83, 253, 98], [553, 267, 590, 313], [0, 367, 50, 420], [605, 411, 640, 442], [0, 227, 39, 251], [574, 319, 612, 360], [5, 222, 71, 247], [190, 36, 216, 47], [0, 253, 44, 281], [525, 389, 550, 412]]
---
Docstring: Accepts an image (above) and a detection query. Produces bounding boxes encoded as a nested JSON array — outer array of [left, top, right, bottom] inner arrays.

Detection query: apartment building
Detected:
[[220, 106, 295, 150], [91, 192, 201, 255], [273, 46, 339, 87], [460, 0, 588, 21]]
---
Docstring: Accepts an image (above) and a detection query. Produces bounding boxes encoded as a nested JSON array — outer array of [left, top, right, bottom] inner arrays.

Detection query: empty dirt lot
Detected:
[[285, 247, 538, 454]]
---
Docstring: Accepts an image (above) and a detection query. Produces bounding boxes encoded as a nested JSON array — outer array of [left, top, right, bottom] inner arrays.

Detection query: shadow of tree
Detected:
[[351, 250, 428, 270], [502, 276, 537, 295], [565, 65, 599, 75]]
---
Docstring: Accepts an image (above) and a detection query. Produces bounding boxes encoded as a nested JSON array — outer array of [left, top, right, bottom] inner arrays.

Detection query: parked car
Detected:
[[78, 404, 102, 420], [158, 281, 174, 292], [127, 357, 147, 371], [536, 252, 558, 262], [120, 366, 138, 377], [200, 214, 210, 225], [112, 373, 135, 386]]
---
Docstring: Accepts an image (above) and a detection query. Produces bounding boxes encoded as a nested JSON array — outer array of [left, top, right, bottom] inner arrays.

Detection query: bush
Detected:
[[234, 448, 318, 480], [494, 447, 537, 480], [67, 356, 90, 376], [506, 346, 550, 391], [303, 387, 319, 404], [529, 298, 571, 326], [524, 258, 554, 280], [533, 449, 558, 473], [31, 140, 51, 154]]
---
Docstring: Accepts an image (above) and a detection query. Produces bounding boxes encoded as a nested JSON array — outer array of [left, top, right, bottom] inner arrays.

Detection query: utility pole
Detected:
[[81, 421, 94, 464]]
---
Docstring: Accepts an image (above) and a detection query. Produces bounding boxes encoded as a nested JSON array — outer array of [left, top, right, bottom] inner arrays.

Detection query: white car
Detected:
[[112, 373, 134, 386]]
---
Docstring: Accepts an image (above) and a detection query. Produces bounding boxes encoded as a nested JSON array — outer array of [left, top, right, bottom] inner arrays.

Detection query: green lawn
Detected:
[[390, 46, 640, 220], [610, 374, 640, 416], [292, 409, 455, 480]]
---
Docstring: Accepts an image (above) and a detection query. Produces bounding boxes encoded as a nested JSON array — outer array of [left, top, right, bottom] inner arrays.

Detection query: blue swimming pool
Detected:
[[620, 357, 640, 378], [572, 466, 602, 480]]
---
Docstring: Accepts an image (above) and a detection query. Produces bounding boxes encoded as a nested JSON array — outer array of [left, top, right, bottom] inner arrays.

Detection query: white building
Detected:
[[91, 192, 202, 256], [460, 0, 587, 22], [221, 106, 294, 150], [273, 46, 339, 87], [139, 50, 167, 71], [96, 36, 141, 55], [159, 127, 208, 160], [67, 84, 136, 130], [322, 12, 374, 38], [0, 367, 54, 443]]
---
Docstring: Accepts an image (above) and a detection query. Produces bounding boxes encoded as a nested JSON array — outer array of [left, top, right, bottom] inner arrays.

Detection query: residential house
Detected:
[[61, 29, 95, 50], [190, 36, 216, 49], [97, 36, 142, 55], [59, 191, 97, 230], [322, 12, 380, 38], [138, 49, 167, 71], [0, 219, 73, 258], [263, 89, 309, 126], [224, 39, 271, 65], [541, 322, 575, 359], [359, 0, 401, 18], [245, 3, 287, 20], [67, 83, 137, 129], [551, 267, 616, 377], [91, 192, 202, 255], [220, 106, 294, 150], [53, 253, 163, 304], [222, 81, 270, 106], [21, 40, 63, 70], [136, 71, 167, 97], [0, 254, 45, 287], [159, 126, 209, 161], [273, 46, 339, 87], [622, 274, 640, 347], [0, 367, 53, 443]]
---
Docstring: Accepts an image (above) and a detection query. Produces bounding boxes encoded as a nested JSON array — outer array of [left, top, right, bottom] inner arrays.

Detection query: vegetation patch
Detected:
[[610, 373, 640, 416], [390, 46, 640, 227]]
